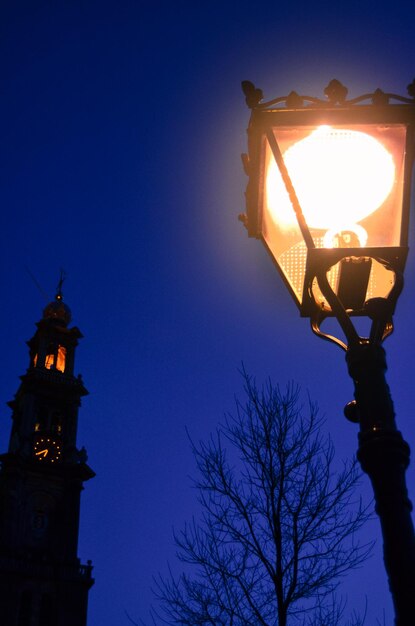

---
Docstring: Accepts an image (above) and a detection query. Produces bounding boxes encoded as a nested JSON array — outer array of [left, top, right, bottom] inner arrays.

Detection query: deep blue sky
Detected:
[[1, 1, 415, 624]]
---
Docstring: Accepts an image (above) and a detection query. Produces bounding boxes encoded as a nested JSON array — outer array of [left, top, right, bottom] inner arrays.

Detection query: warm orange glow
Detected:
[[45, 345, 66, 372], [259, 120, 407, 312], [266, 126, 395, 239], [56, 346, 66, 373]]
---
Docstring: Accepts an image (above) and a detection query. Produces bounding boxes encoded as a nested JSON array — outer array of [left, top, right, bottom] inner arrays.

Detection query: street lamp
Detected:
[[240, 78, 415, 626]]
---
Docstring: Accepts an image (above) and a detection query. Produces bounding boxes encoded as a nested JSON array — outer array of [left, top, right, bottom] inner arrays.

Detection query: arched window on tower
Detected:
[[34, 407, 48, 433], [56, 345, 66, 373], [44, 344, 66, 373], [51, 412, 63, 434], [45, 343, 55, 370]]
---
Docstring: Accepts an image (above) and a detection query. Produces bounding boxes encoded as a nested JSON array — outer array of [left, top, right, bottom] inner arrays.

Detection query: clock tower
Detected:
[[0, 291, 94, 626]]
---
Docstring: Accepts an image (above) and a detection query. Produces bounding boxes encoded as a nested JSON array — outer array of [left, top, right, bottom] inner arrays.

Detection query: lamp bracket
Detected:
[[310, 257, 403, 352]]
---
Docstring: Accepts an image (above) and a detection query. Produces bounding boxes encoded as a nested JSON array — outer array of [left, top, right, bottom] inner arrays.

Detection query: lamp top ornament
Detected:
[[242, 78, 415, 110]]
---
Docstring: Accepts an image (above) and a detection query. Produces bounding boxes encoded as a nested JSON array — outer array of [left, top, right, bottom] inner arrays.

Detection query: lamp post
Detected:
[[240, 79, 415, 626]]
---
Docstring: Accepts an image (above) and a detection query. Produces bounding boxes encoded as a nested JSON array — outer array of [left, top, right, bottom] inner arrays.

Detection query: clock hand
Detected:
[[35, 449, 48, 458]]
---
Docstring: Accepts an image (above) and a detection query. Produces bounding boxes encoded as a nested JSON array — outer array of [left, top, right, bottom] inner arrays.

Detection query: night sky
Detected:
[[1, 1, 415, 624]]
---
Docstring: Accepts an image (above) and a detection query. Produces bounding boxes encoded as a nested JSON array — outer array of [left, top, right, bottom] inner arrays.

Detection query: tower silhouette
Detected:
[[0, 292, 94, 625]]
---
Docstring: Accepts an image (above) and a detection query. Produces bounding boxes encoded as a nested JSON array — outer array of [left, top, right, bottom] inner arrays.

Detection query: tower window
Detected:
[[45, 345, 66, 373], [51, 412, 63, 434], [34, 408, 48, 433], [56, 345, 66, 373]]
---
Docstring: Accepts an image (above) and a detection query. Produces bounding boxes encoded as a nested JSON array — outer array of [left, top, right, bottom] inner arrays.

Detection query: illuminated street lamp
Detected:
[[240, 79, 415, 626]]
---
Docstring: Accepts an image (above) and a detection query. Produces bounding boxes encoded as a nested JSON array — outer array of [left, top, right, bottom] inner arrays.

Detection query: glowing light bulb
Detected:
[[266, 126, 395, 234], [323, 224, 368, 248]]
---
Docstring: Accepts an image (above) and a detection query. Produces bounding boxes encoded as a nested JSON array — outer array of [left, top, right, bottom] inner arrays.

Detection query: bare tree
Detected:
[[153, 373, 371, 625]]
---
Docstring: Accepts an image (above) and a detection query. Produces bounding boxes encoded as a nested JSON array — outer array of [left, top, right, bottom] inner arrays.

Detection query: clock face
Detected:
[[33, 436, 62, 464]]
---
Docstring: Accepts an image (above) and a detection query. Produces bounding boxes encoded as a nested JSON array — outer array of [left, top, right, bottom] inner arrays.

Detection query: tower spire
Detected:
[[56, 268, 66, 301]]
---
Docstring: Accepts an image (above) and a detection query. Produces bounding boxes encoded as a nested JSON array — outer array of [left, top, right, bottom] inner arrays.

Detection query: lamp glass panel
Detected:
[[261, 124, 407, 306]]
